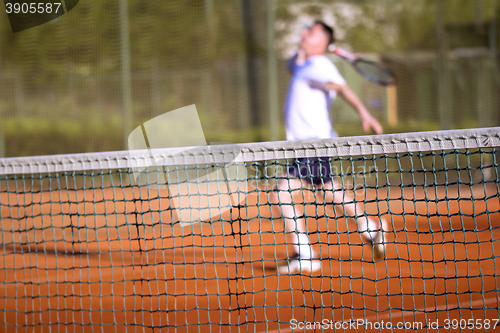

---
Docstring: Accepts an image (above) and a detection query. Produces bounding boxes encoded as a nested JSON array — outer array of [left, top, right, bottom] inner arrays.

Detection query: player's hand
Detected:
[[360, 113, 383, 135]]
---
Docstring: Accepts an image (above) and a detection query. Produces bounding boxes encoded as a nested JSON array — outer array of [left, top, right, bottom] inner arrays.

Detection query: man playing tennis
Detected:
[[271, 21, 386, 274]]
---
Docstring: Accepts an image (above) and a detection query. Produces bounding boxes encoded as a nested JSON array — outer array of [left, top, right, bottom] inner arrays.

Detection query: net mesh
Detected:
[[1, 127, 500, 331]]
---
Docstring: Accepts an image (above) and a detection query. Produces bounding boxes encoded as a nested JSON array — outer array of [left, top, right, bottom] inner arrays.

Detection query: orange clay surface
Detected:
[[1, 183, 499, 332]]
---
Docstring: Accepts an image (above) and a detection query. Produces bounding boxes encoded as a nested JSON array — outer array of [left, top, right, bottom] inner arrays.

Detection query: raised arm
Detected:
[[326, 82, 383, 135]]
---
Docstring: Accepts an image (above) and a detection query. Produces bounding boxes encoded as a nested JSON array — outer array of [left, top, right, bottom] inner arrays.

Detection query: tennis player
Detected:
[[271, 21, 386, 274]]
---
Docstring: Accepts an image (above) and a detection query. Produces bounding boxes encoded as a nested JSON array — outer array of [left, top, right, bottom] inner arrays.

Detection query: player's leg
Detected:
[[269, 160, 320, 273], [322, 178, 386, 259], [270, 178, 316, 257]]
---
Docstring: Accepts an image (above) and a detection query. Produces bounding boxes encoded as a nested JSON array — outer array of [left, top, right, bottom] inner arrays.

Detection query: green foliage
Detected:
[[0, 0, 244, 75], [0, 0, 498, 81], [444, 0, 497, 23], [0, 115, 479, 158], [0, 115, 279, 157], [275, 0, 500, 53], [1, 117, 123, 156]]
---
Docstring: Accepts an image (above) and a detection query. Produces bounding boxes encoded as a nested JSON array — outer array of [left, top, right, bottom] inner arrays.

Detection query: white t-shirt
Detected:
[[284, 54, 346, 141]]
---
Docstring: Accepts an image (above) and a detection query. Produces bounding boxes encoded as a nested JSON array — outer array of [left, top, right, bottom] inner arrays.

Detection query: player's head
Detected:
[[300, 21, 334, 56]]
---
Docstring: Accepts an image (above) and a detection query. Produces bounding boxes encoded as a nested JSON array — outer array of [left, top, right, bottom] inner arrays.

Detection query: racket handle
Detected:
[[330, 46, 358, 61]]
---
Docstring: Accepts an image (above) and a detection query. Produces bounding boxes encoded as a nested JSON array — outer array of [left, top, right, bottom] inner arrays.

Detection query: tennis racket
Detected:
[[329, 46, 397, 86]]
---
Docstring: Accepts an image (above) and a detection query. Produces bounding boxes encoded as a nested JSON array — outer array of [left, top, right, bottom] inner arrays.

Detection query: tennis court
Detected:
[[1, 128, 500, 332]]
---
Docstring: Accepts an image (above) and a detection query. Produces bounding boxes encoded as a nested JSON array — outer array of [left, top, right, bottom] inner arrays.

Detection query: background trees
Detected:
[[0, 0, 498, 156]]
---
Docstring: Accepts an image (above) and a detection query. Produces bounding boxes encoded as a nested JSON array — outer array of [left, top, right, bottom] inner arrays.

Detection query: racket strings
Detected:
[[355, 60, 397, 85]]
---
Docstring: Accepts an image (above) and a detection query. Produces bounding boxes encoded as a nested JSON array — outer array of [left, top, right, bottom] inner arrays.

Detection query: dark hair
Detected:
[[314, 20, 335, 45]]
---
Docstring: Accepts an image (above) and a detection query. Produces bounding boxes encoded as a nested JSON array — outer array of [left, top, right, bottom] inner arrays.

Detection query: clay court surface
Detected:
[[1, 182, 499, 332]]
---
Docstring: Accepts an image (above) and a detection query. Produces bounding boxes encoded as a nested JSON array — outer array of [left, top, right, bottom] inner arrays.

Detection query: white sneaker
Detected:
[[278, 255, 321, 274]]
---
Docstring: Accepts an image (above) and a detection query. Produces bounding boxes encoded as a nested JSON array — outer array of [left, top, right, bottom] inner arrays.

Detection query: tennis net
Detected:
[[1, 127, 499, 332]]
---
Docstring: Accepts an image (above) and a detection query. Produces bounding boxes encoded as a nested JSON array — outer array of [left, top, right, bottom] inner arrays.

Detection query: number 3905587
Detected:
[[443, 318, 499, 330], [5, 3, 62, 14]]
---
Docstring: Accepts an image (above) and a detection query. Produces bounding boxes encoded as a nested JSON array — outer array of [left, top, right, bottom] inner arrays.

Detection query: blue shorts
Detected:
[[287, 157, 335, 185]]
